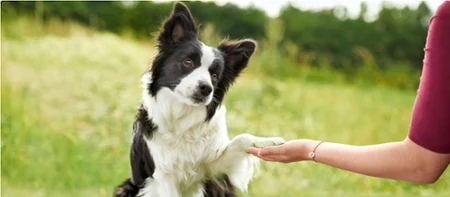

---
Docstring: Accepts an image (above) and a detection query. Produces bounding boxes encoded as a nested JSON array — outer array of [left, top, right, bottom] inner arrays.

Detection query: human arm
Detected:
[[249, 1, 450, 184], [248, 138, 450, 184]]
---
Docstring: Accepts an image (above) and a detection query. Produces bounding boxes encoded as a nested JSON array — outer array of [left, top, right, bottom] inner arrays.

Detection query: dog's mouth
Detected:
[[175, 90, 211, 106], [191, 94, 211, 105], [191, 95, 205, 103]]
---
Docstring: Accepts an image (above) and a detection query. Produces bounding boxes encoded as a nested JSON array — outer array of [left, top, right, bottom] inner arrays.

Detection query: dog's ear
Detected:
[[218, 39, 257, 73], [205, 39, 257, 121], [158, 2, 197, 47]]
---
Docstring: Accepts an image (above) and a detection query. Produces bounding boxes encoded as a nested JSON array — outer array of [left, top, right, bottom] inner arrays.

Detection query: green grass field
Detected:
[[2, 21, 450, 197]]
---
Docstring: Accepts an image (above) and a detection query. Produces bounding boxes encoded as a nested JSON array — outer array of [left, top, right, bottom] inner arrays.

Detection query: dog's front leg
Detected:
[[210, 134, 285, 191]]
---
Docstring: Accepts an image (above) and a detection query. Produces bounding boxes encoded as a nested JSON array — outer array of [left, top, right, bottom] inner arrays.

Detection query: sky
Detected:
[[206, 0, 444, 18]]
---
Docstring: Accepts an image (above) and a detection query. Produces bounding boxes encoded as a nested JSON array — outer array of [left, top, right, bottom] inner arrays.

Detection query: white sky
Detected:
[[204, 0, 444, 18]]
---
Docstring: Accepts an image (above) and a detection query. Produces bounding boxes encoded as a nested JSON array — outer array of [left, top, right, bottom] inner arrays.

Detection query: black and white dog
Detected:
[[114, 2, 284, 197]]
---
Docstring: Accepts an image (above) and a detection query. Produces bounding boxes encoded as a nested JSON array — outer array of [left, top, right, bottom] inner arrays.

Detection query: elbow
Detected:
[[412, 177, 439, 184], [410, 169, 442, 184], [401, 138, 448, 185]]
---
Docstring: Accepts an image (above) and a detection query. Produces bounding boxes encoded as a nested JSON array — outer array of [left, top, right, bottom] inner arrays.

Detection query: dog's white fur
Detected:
[[137, 43, 284, 197]]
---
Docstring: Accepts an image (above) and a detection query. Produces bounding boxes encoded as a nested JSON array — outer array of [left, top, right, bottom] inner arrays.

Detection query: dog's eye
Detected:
[[183, 59, 193, 68], [212, 74, 218, 81]]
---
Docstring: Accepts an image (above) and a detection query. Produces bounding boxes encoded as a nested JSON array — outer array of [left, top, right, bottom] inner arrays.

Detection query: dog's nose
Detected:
[[198, 82, 212, 96]]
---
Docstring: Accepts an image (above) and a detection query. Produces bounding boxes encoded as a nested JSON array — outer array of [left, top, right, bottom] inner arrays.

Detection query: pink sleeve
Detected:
[[408, 1, 450, 154]]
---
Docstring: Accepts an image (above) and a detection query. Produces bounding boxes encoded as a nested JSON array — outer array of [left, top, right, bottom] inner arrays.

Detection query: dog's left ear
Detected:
[[218, 39, 257, 73], [158, 2, 198, 47]]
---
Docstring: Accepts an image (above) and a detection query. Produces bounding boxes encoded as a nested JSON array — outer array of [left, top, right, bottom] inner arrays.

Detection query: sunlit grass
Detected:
[[2, 19, 449, 197]]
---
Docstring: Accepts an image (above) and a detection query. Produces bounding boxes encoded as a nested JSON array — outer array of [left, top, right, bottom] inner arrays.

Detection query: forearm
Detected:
[[308, 140, 413, 180], [305, 138, 449, 183]]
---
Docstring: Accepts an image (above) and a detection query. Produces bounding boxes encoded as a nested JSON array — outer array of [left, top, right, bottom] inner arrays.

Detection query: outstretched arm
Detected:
[[248, 138, 450, 184], [249, 1, 450, 185]]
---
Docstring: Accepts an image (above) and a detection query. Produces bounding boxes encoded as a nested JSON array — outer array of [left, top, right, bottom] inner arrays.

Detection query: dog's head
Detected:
[[148, 2, 256, 119]]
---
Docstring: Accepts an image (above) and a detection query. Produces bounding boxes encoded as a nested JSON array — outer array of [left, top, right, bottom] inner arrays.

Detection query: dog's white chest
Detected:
[[141, 104, 229, 197], [151, 130, 223, 174]]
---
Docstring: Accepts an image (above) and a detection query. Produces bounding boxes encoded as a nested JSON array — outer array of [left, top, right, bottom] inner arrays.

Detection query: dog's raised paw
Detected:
[[252, 137, 285, 148]]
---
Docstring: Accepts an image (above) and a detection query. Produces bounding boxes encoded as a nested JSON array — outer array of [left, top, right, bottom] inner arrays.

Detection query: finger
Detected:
[[258, 146, 285, 157], [248, 147, 277, 161], [247, 147, 261, 155], [257, 155, 283, 162], [248, 150, 287, 162]]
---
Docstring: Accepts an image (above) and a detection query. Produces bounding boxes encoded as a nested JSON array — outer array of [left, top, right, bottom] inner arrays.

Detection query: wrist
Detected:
[[297, 139, 319, 161], [302, 140, 323, 161]]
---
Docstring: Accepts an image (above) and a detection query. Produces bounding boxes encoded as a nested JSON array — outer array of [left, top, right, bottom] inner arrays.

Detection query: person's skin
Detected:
[[248, 137, 450, 184]]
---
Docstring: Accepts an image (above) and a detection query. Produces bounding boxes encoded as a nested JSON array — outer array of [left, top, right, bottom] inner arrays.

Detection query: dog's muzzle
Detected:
[[192, 81, 212, 103]]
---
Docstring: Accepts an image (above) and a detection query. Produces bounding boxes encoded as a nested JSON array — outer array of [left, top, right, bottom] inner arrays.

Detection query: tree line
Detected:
[[2, 1, 432, 73]]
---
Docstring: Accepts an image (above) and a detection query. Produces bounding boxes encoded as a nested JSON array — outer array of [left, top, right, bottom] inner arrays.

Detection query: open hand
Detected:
[[248, 139, 313, 163]]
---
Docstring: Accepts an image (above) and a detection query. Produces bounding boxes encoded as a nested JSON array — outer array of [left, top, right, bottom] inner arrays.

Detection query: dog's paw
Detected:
[[230, 134, 285, 150], [252, 137, 285, 148], [114, 179, 139, 197]]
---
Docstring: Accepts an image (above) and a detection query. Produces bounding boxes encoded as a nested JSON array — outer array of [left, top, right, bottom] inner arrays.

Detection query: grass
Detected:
[[2, 18, 450, 197]]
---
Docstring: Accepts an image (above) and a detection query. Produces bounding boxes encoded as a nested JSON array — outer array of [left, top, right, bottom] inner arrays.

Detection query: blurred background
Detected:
[[2, 0, 449, 196]]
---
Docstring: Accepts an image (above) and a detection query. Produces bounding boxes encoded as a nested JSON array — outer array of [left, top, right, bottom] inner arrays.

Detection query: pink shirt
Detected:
[[408, 1, 450, 154]]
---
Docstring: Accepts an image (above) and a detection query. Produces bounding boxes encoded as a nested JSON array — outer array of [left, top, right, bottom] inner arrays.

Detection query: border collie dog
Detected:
[[115, 2, 284, 197]]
